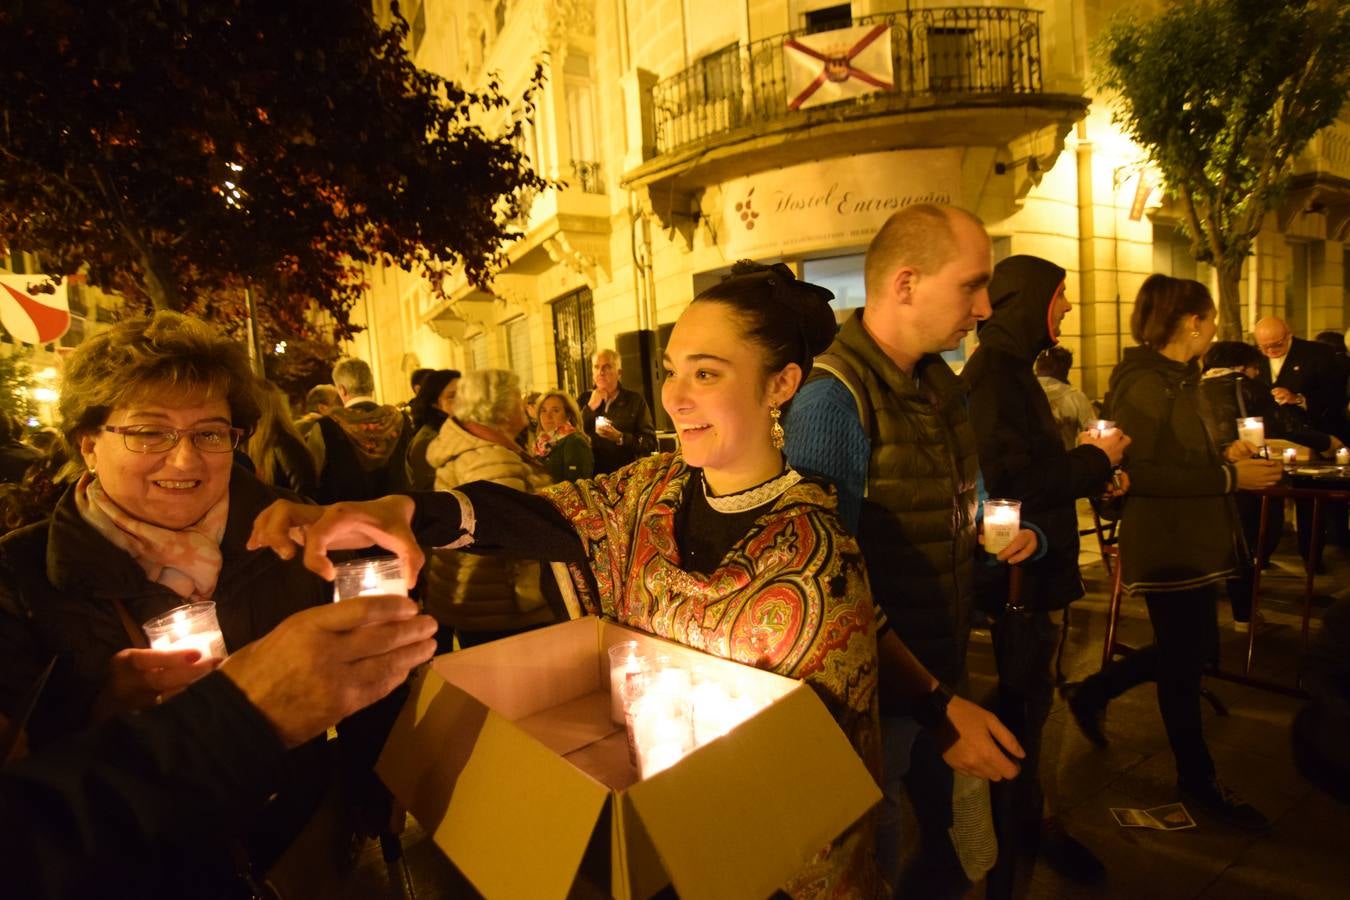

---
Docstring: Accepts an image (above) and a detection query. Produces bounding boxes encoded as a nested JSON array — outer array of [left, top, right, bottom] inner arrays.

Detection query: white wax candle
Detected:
[[983, 500, 1021, 556], [1337, 448, 1349, 465], [150, 628, 227, 661], [1093, 419, 1117, 436], [1283, 448, 1298, 464], [610, 655, 640, 724], [1237, 417, 1265, 448]]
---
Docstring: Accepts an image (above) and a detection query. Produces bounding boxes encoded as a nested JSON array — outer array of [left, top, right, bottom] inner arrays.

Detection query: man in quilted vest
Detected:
[[786, 204, 1026, 897]]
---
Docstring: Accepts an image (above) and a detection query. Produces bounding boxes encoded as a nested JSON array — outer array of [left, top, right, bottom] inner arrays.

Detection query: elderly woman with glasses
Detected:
[[0, 312, 349, 893]]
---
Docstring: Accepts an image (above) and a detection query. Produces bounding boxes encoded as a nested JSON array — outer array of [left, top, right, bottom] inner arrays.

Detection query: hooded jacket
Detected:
[[1108, 347, 1242, 593], [963, 255, 1113, 612]]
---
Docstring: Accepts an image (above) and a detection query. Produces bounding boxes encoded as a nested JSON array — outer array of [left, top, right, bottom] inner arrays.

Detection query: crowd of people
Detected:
[[0, 202, 1346, 898]]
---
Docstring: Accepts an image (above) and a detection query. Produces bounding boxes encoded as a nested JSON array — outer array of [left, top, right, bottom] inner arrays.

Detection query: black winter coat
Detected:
[[0, 466, 330, 747], [964, 255, 1113, 612], [1110, 348, 1242, 593]]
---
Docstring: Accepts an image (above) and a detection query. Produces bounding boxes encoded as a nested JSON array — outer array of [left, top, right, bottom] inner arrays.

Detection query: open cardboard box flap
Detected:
[[377, 617, 880, 899]]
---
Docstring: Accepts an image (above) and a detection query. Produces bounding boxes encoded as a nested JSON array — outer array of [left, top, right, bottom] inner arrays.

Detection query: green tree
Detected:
[[1095, 0, 1350, 340], [0, 1, 547, 341]]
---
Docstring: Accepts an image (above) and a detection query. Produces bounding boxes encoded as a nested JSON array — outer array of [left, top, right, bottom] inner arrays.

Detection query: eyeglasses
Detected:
[[102, 424, 243, 454]]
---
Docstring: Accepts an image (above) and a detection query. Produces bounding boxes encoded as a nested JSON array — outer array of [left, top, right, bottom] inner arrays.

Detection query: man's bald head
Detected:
[[863, 204, 985, 302], [1254, 317, 1292, 359]]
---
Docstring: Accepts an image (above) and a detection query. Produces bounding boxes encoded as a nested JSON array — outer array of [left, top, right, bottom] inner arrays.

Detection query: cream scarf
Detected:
[[74, 472, 229, 601]]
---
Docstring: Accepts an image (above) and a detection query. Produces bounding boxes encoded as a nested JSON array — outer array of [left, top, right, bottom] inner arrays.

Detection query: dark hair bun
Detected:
[[723, 260, 837, 360]]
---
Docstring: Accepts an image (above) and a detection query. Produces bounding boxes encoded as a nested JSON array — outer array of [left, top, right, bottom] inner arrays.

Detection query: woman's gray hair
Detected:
[[453, 369, 522, 429]]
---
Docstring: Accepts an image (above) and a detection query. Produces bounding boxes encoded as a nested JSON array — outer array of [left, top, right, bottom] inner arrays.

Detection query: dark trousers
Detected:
[[1081, 585, 1218, 786], [985, 609, 1061, 900]]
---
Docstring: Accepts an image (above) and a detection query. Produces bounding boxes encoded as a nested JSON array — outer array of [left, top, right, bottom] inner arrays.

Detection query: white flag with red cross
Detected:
[[0, 275, 71, 345], [784, 24, 894, 111]]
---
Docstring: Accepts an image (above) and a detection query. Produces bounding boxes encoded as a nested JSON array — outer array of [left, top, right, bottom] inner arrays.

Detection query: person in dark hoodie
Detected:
[[307, 357, 413, 503], [1063, 275, 1283, 830], [963, 255, 1127, 892]]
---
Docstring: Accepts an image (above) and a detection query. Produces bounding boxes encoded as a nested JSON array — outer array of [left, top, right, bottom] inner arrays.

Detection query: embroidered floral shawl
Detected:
[[539, 452, 882, 898]]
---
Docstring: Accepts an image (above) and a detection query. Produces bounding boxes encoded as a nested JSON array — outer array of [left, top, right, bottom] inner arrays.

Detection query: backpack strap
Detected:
[[811, 352, 873, 436]]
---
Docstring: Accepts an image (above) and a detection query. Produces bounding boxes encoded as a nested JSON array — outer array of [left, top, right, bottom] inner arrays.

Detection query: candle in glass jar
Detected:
[[608, 641, 642, 725], [983, 499, 1021, 556], [142, 601, 227, 661], [1283, 447, 1298, 465], [333, 556, 406, 602], [1338, 448, 1350, 466], [1237, 417, 1265, 449]]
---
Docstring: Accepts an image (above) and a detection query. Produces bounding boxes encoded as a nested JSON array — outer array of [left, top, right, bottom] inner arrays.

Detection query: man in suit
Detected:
[[1254, 317, 1349, 559], [579, 348, 656, 474], [1253, 317, 1347, 441]]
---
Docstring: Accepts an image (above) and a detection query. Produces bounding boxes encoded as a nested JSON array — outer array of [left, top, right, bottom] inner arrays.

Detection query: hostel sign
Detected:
[[722, 149, 963, 258]]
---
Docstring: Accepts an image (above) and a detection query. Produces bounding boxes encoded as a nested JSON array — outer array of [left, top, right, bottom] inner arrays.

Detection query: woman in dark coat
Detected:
[[1064, 275, 1283, 830], [0, 312, 360, 897], [404, 368, 461, 491]]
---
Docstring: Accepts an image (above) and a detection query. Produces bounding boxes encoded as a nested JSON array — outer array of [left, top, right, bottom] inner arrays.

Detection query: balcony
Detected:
[[624, 6, 1086, 202]]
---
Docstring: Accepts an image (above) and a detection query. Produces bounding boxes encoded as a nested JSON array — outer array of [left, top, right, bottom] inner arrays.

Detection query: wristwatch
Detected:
[[913, 682, 955, 730]]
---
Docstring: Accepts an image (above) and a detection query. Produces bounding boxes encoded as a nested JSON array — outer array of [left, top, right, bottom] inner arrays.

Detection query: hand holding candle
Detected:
[[1080, 420, 1130, 467], [982, 499, 1021, 556]]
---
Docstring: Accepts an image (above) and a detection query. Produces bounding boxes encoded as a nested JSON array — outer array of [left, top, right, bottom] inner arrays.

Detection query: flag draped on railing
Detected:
[[784, 24, 894, 111]]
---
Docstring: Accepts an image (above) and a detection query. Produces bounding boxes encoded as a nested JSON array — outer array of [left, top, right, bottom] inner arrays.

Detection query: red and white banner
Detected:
[[784, 24, 893, 111], [0, 275, 71, 345]]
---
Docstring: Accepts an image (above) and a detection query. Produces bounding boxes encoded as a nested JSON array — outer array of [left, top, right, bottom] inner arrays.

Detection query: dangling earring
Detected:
[[770, 406, 785, 449]]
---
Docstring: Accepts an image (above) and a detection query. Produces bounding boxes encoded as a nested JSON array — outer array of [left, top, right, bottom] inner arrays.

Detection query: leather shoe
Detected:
[[1179, 777, 1270, 831], [1061, 681, 1109, 748]]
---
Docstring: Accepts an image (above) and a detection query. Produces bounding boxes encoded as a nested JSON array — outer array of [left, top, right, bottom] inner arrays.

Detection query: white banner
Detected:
[[784, 24, 893, 111], [0, 275, 70, 345], [722, 149, 963, 259]]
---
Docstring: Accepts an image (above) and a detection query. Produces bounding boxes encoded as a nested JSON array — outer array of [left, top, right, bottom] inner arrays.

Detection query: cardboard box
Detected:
[[377, 616, 880, 899]]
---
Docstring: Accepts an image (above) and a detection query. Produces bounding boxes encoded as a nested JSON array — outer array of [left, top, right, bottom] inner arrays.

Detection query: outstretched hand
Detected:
[[940, 696, 1025, 781], [220, 595, 437, 748], [247, 496, 423, 587]]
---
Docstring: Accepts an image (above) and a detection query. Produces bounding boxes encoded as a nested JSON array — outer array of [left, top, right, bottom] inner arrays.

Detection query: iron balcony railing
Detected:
[[651, 6, 1044, 157]]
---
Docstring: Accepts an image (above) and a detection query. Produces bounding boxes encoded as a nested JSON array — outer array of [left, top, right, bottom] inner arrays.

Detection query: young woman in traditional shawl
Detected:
[[251, 262, 885, 897]]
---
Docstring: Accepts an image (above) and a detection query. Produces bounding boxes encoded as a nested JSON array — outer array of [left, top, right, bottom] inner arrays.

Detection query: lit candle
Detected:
[[1092, 419, 1117, 437], [333, 556, 407, 601], [1338, 448, 1350, 466], [983, 499, 1021, 556], [608, 641, 642, 725], [691, 681, 760, 747], [1237, 417, 1265, 450], [1283, 447, 1298, 465], [142, 601, 227, 661]]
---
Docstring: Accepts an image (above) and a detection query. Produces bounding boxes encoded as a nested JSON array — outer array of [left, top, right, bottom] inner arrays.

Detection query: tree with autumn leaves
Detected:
[[0, 0, 546, 345], [1096, 0, 1350, 340]]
